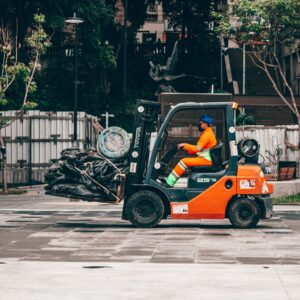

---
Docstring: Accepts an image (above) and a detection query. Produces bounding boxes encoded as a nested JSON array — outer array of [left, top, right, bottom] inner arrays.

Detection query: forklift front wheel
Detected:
[[228, 198, 260, 228], [126, 190, 164, 228]]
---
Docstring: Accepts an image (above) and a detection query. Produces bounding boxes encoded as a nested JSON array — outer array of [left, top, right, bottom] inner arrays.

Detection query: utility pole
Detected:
[[122, 0, 128, 112], [242, 43, 246, 95], [65, 13, 84, 145]]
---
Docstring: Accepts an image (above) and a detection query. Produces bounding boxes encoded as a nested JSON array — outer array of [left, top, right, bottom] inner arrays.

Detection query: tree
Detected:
[[213, 0, 300, 172], [0, 1, 160, 116], [161, 0, 213, 40], [0, 0, 119, 113], [0, 13, 51, 194], [160, 0, 219, 90], [23, 14, 51, 107]]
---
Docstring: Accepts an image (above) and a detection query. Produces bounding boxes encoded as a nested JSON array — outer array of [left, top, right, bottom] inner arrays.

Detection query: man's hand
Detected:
[[178, 143, 185, 150]]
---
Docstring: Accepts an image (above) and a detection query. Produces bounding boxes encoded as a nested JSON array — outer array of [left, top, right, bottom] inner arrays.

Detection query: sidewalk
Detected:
[[0, 261, 299, 300], [272, 179, 300, 197], [0, 186, 300, 300]]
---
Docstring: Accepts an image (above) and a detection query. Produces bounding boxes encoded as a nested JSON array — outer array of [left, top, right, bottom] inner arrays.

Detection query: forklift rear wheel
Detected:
[[126, 191, 164, 228], [228, 198, 260, 228]]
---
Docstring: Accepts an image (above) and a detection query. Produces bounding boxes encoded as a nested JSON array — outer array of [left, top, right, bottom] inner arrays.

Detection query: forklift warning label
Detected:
[[172, 204, 189, 214], [130, 162, 137, 173], [230, 141, 238, 156], [239, 179, 256, 189]]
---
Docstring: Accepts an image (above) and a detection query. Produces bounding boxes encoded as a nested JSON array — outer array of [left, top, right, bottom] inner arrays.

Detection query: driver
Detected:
[[165, 114, 217, 187]]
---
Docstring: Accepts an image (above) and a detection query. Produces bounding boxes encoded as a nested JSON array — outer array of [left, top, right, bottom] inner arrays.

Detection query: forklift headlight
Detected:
[[154, 162, 161, 169]]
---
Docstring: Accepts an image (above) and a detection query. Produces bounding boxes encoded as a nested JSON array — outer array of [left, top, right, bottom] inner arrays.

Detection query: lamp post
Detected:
[[242, 43, 246, 95], [122, 0, 128, 112], [219, 35, 227, 92], [220, 44, 224, 92], [65, 13, 84, 146]]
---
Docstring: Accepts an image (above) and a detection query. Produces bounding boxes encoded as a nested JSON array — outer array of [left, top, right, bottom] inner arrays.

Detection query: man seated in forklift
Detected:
[[166, 114, 217, 187]]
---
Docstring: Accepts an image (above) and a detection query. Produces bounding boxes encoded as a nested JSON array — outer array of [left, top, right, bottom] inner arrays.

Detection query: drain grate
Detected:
[[264, 231, 293, 234], [75, 230, 104, 233], [83, 266, 112, 269], [203, 233, 231, 236]]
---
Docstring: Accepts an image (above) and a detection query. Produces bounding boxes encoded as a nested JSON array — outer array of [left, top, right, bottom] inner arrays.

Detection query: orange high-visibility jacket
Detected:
[[183, 127, 217, 155]]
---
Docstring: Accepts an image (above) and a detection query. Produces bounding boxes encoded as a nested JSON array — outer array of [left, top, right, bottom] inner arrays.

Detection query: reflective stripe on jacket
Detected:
[[196, 149, 212, 161]]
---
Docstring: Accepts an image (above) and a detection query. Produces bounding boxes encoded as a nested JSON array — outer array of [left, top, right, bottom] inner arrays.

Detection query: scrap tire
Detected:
[[228, 198, 260, 228], [126, 190, 164, 228]]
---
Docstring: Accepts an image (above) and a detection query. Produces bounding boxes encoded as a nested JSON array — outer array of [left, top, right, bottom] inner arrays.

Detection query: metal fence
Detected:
[[236, 125, 299, 162], [0, 110, 99, 185], [1, 113, 299, 186]]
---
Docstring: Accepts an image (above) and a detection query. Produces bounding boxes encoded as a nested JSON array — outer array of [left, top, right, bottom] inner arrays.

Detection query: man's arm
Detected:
[[178, 143, 204, 155]]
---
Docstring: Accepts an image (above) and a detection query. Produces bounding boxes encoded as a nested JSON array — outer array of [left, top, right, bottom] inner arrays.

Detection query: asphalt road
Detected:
[[0, 186, 299, 299]]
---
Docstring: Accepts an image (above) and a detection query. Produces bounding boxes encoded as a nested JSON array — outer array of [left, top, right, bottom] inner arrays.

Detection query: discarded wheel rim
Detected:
[[97, 126, 130, 158]]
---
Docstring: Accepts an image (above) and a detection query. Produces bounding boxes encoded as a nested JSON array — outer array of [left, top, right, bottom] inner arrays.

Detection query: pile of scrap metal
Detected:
[[45, 126, 131, 202], [44, 147, 129, 202]]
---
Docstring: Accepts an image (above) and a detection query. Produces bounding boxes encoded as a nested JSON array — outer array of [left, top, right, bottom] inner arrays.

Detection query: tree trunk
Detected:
[[0, 135, 8, 194]]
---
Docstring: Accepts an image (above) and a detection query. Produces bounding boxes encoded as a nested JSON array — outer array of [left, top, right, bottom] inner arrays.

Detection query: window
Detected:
[[146, 2, 158, 21], [142, 33, 157, 44]]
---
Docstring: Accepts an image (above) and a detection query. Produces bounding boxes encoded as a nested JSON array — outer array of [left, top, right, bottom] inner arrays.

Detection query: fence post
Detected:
[[284, 127, 289, 161], [28, 117, 33, 185], [0, 135, 8, 194]]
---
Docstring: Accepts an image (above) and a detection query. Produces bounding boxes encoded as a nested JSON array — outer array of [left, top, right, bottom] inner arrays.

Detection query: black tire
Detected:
[[228, 198, 260, 228], [125, 190, 164, 228]]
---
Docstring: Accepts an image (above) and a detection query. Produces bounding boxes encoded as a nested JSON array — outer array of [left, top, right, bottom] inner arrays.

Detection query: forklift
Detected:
[[120, 99, 273, 228]]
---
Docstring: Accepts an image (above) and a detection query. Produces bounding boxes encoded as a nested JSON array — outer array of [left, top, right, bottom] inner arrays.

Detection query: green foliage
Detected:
[[0, 98, 8, 106], [22, 101, 38, 110], [0, 12, 51, 111], [98, 45, 117, 70], [23, 13, 51, 105], [213, 0, 300, 52], [273, 194, 300, 204], [0, 116, 10, 128], [162, 0, 215, 39], [26, 15, 52, 55], [236, 113, 255, 125], [0, 25, 24, 106], [127, 1, 156, 30], [0, 0, 221, 118], [213, 0, 300, 120]]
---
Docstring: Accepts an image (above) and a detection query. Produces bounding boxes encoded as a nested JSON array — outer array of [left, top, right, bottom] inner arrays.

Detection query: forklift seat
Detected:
[[190, 142, 224, 173]]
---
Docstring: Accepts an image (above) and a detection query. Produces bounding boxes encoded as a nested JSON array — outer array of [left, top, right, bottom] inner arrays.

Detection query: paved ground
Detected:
[[0, 186, 300, 299]]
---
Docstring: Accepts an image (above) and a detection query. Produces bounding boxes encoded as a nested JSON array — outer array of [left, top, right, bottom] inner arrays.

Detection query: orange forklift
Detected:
[[121, 99, 273, 228]]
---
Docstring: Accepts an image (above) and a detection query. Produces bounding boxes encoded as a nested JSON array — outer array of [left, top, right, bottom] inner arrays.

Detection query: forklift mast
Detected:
[[125, 100, 160, 188]]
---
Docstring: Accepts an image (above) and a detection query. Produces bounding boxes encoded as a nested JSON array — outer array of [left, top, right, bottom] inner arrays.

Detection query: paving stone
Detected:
[[29, 232, 65, 238], [1, 192, 300, 265], [150, 257, 195, 263]]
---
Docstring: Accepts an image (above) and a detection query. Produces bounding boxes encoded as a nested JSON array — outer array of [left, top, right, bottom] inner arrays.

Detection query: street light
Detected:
[[122, 0, 128, 113], [242, 43, 246, 95], [65, 13, 84, 146], [219, 35, 228, 93]]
